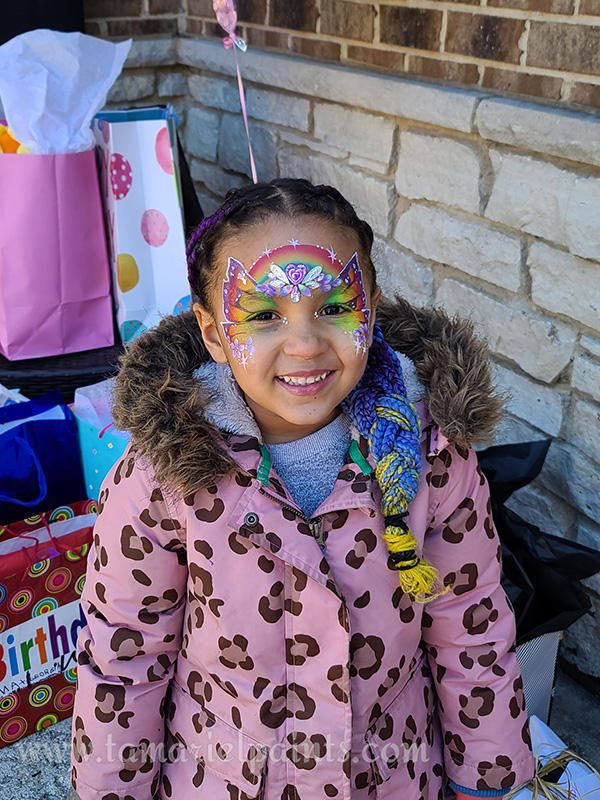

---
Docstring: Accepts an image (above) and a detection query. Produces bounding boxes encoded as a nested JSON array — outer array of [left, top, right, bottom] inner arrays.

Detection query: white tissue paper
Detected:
[[0, 29, 131, 154], [0, 383, 28, 408], [74, 379, 129, 439]]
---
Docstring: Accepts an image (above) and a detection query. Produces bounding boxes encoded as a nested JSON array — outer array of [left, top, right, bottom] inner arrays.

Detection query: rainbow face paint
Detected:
[[221, 243, 370, 366]]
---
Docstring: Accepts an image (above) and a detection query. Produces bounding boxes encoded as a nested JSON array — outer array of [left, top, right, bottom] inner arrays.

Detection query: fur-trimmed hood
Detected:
[[112, 296, 502, 497]]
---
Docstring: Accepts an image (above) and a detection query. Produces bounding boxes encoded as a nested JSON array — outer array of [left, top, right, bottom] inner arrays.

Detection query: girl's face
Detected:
[[195, 217, 379, 444]]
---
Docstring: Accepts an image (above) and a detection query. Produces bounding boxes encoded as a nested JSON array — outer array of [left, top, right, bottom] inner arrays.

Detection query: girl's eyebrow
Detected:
[[238, 291, 279, 312], [327, 284, 359, 302]]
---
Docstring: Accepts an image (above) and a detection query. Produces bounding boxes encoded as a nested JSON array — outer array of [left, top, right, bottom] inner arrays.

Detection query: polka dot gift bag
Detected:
[[0, 498, 96, 748], [92, 106, 193, 345]]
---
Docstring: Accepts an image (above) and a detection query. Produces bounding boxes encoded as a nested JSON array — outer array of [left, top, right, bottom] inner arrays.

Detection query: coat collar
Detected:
[[223, 432, 379, 597], [223, 431, 379, 518], [111, 297, 502, 497]]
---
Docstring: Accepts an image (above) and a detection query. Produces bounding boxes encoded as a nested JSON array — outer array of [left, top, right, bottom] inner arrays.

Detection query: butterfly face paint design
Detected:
[[258, 262, 342, 302], [221, 243, 370, 367]]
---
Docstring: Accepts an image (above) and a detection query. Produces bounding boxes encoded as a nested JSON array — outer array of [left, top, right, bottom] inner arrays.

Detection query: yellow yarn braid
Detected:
[[375, 458, 450, 604]]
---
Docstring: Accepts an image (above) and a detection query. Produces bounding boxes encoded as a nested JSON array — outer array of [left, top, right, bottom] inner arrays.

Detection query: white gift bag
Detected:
[[507, 715, 600, 800], [93, 105, 192, 344]]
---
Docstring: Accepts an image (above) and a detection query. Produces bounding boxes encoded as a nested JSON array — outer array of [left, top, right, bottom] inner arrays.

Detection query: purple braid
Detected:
[[186, 207, 231, 282]]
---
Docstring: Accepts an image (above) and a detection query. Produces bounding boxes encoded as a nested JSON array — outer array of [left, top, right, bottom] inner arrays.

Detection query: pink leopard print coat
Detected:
[[71, 301, 535, 800]]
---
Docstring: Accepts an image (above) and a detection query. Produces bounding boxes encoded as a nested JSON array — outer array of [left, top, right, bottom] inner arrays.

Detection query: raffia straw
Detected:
[[503, 745, 600, 800]]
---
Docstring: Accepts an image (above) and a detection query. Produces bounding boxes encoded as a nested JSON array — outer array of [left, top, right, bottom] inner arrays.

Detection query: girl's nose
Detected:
[[281, 316, 328, 359]]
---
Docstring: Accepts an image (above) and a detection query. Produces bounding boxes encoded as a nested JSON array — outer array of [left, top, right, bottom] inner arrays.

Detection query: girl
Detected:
[[71, 179, 534, 800]]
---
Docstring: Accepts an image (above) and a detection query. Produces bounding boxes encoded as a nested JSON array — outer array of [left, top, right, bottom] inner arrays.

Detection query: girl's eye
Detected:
[[248, 310, 278, 322], [320, 304, 348, 316]]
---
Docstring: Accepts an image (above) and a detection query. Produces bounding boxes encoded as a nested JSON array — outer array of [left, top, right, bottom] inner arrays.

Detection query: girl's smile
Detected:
[[195, 217, 380, 443], [275, 368, 335, 395]]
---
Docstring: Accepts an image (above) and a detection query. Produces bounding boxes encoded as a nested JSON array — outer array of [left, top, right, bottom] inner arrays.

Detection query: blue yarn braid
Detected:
[[347, 323, 446, 602]]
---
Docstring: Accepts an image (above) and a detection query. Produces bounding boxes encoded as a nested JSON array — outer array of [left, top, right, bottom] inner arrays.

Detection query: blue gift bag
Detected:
[[71, 379, 130, 500], [0, 391, 86, 524], [73, 415, 129, 500]]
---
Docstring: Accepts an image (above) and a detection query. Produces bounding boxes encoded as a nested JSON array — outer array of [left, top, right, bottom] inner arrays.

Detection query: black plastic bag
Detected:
[[477, 441, 600, 645]]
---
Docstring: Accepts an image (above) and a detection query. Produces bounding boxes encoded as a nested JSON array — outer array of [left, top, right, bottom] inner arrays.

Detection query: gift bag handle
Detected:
[[0, 436, 47, 507], [3, 512, 72, 580]]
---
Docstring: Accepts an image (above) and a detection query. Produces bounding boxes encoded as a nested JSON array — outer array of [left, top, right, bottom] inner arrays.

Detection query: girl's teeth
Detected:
[[281, 372, 329, 385]]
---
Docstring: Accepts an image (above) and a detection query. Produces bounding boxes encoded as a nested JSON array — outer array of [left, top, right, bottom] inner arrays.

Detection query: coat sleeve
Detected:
[[419, 442, 535, 796], [71, 447, 188, 800]]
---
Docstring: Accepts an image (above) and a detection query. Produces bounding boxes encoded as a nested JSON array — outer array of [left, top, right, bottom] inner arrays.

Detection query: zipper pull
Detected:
[[308, 518, 325, 549]]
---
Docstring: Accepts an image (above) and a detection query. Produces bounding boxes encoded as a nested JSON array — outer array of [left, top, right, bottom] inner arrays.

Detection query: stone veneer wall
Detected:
[[108, 37, 600, 681], [84, 0, 600, 111]]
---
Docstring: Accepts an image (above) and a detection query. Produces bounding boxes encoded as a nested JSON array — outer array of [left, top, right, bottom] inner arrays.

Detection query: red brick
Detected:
[[235, 0, 267, 25], [482, 66, 563, 99], [570, 82, 600, 109], [380, 6, 443, 51], [84, 20, 102, 35], [406, 55, 479, 84], [347, 45, 405, 71], [445, 12, 525, 64], [487, 0, 574, 11], [580, 0, 600, 14], [245, 27, 290, 50], [321, 1, 375, 42], [289, 36, 342, 61], [270, 0, 318, 32], [107, 17, 178, 35], [187, 0, 213, 16], [149, 0, 181, 13], [527, 21, 600, 74], [84, 0, 141, 18], [203, 20, 223, 38], [185, 18, 203, 35]]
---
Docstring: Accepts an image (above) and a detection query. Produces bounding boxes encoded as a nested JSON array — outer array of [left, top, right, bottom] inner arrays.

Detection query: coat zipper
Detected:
[[257, 486, 325, 550]]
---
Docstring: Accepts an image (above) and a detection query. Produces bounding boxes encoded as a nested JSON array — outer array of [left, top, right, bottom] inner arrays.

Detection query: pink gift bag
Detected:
[[0, 149, 114, 360]]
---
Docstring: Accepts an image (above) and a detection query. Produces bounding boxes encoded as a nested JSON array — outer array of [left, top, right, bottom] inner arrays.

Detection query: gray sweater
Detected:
[[266, 414, 352, 518]]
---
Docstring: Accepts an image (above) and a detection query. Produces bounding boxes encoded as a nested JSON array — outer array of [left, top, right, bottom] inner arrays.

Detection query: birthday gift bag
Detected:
[[0, 498, 96, 747], [93, 106, 192, 344]]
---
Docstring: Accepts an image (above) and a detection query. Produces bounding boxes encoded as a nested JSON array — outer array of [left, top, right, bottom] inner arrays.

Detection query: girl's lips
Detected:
[[275, 370, 335, 396]]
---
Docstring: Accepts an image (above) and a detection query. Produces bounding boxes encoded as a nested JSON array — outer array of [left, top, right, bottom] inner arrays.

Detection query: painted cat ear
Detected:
[[344, 252, 360, 271], [228, 256, 246, 274]]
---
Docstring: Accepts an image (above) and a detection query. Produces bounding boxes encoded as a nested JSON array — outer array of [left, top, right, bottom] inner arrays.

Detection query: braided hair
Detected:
[[347, 326, 447, 602], [187, 178, 445, 602], [187, 179, 376, 308]]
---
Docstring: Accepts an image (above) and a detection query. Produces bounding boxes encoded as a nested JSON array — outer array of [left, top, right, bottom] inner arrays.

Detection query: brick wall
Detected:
[[106, 37, 600, 679], [85, 0, 600, 111]]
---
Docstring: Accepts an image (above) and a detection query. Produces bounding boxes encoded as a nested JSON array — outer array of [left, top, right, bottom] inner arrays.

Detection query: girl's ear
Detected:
[[193, 303, 229, 364]]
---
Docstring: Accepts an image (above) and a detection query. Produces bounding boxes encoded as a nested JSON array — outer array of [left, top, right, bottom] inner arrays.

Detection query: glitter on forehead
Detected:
[[249, 243, 345, 279]]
